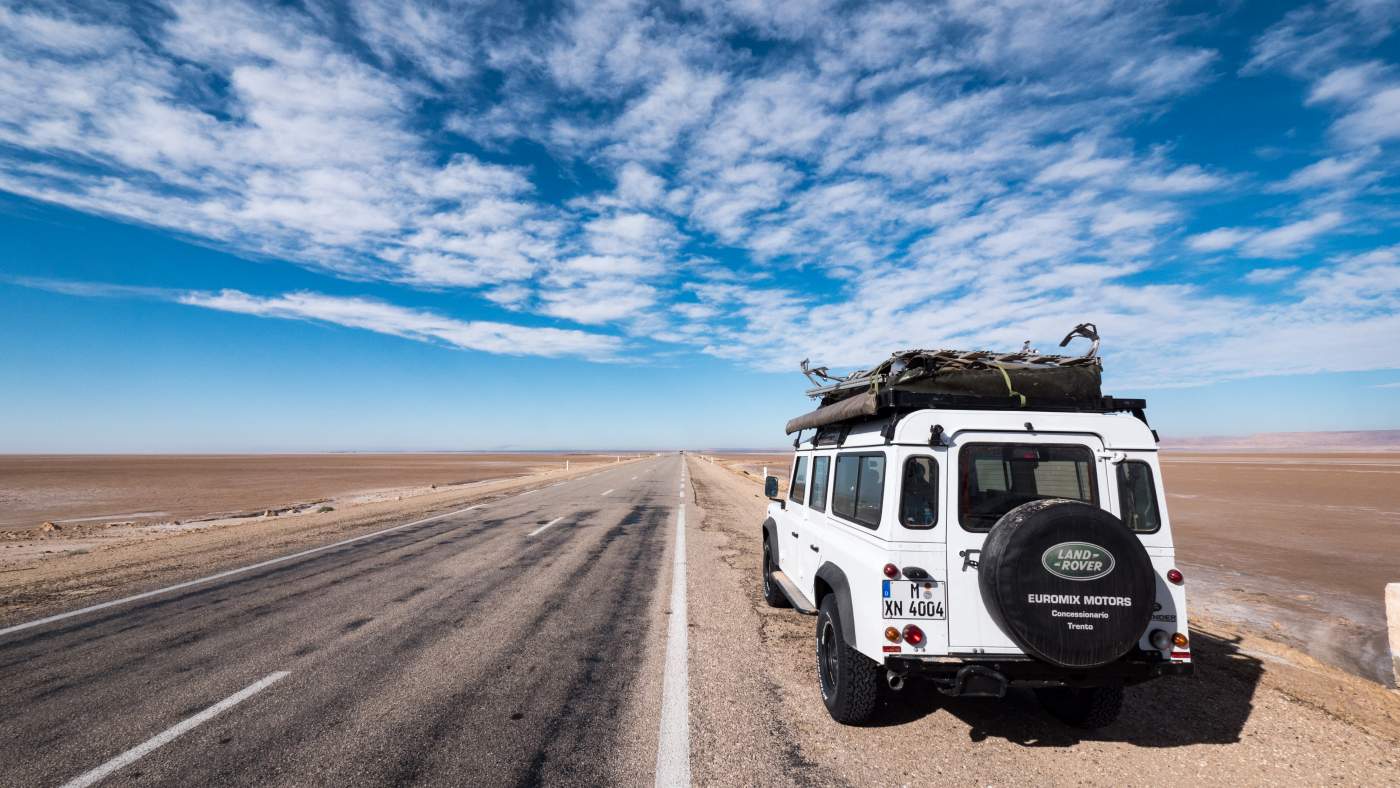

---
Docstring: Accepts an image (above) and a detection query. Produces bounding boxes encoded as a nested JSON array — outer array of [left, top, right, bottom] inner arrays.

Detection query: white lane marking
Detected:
[[528, 516, 564, 537], [654, 468, 690, 787], [520, 489, 538, 496], [60, 671, 290, 788], [631, 476, 637, 481], [601, 489, 614, 497], [0, 503, 488, 639]]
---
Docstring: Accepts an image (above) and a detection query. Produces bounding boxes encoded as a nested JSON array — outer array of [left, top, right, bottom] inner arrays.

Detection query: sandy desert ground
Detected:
[[0, 453, 630, 531], [703, 450, 1400, 686]]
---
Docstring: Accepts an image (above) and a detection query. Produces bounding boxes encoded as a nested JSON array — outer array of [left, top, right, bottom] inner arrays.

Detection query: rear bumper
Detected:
[[885, 651, 1191, 695]]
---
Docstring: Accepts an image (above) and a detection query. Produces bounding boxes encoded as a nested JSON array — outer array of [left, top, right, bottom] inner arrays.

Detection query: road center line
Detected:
[[60, 671, 290, 788], [601, 489, 614, 497], [528, 516, 564, 537], [0, 501, 491, 639], [655, 464, 690, 787]]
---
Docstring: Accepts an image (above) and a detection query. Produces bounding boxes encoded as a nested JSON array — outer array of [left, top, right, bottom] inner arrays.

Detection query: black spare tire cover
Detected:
[[978, 499, 1154, 669]]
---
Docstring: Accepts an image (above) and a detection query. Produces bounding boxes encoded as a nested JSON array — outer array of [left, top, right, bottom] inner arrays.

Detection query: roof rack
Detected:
[[873, 389, 1146, 416], [792, 391, 1153, 446]]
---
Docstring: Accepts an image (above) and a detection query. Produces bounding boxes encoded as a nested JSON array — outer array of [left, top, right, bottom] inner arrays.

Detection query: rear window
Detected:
[[832, 453, 885, 528], [958, 443, 1097, 531], [1116, 461, 1161, 533], [899, 457, 939, 528], [789, 455, 808, 504]]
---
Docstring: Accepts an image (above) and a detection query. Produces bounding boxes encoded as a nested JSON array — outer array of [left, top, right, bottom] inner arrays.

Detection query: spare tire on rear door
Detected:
[[978, 499, 1154, 669]]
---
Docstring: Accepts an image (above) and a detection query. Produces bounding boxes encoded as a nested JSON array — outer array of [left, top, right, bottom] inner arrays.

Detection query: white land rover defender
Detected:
[[760, 325, 1190, 727]]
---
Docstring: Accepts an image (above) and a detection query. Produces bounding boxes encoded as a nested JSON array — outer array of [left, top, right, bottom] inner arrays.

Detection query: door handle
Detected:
[[791, 532, 799, 538], [809, 545, 820, 552]]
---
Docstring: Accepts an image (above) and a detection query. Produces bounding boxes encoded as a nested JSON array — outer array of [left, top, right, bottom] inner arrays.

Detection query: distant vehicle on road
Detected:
[[760, 325, 1191, 727]]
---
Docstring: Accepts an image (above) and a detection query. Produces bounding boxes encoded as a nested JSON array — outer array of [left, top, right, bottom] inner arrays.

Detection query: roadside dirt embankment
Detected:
[[684, 455, 1400, 786]]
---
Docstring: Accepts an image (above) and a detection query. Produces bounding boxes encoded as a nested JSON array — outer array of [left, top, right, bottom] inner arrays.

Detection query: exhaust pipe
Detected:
[[886, 670, 905, 692]]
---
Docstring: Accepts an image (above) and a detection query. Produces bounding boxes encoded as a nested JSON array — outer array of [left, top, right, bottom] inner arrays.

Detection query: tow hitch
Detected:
[[936, 665, 1008, 698]]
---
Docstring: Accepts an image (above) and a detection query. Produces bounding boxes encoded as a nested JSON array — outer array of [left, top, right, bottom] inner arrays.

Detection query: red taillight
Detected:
[[1167, 568, 1183, 584], [883, 563, 900, 579], [902, 624, 925, 646]]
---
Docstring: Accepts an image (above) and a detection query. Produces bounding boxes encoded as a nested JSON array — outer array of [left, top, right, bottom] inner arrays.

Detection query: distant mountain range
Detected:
[[1162, 429, 1400, 452]]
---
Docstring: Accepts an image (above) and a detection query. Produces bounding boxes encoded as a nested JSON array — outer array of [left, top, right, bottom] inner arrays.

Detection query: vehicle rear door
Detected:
[[945, 432, 1108, 653]]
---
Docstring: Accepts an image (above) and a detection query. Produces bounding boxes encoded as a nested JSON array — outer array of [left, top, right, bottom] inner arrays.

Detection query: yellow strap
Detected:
[[994, 364, 1027, 407]]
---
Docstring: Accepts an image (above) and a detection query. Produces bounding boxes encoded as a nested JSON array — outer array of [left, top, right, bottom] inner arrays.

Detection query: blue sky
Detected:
[[1, 0, 1398, 451]]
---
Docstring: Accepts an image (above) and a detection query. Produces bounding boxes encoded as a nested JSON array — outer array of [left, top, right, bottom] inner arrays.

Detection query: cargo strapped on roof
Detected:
[[783, 323, 1149, 435]]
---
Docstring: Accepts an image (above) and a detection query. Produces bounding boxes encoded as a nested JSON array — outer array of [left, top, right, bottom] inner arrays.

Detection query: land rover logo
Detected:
[[1041, 542, 1115, 581]]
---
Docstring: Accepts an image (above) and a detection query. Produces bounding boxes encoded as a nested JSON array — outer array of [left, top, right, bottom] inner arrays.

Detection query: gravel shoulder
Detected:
[[684, 455, 1400, 786]]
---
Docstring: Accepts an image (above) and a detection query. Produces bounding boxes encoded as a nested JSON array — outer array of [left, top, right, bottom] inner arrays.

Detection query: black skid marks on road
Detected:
[[375, 501, 674, 787], [510, 501, 671, 786]]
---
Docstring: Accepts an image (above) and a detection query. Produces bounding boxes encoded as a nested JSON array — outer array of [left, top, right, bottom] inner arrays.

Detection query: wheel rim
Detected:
[[819, 619, 839, 697]]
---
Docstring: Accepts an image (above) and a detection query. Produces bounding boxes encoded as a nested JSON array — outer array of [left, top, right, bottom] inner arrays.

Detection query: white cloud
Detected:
[[1331, 84, 1400, 146], [1242, 212, 1345, 258], [538, 279, 658, 325], [1243, 267, 1299, 285], [1036, 154, 1129, 184], [1187, 227, 1251, 253], [1185, 212, 1347, 259], [1275, 152, 1375, 190], [178, 289, 622, 359], [615, 163, 667, 206], [1307, 61, 1390, 105], [1128, 165, 1228, 194], [584, 212, 677, 257]]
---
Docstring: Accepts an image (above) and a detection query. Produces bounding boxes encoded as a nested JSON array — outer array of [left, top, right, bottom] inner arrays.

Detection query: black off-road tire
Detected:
[[761, 539, 789, 608], [816, 596, 880, 725], [1035, 686, 1124, 729]]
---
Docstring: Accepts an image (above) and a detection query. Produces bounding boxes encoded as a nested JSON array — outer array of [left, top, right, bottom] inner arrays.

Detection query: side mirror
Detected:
[[764, 475, 780, 500]]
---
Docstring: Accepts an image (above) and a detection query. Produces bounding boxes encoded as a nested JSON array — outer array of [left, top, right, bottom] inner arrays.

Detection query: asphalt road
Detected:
[[0, 456, 684, 787]]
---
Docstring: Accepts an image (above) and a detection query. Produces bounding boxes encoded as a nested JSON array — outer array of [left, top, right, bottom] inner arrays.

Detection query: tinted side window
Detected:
[[832, 455, 859, 520], [899, 456, 938, 528], [959, 444, 1097, 531], [832, 453, 884, 528], [808, 456, 830, 513], [856, 456, 884, 523], [1116, 461, 1161, 533], [789, 455, 808, 504]]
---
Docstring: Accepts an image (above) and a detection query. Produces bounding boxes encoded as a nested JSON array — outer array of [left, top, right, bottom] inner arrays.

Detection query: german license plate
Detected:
[[882, 579, 946, 619]]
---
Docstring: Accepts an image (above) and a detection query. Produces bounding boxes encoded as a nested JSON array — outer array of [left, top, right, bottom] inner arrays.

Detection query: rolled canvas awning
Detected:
[[784, 391, 879, 434]]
